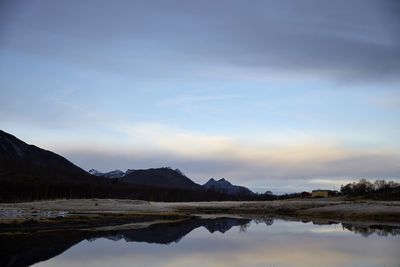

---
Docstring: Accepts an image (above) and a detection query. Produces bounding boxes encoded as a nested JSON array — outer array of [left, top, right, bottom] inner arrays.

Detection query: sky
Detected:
[[1, 0, 399, 193]]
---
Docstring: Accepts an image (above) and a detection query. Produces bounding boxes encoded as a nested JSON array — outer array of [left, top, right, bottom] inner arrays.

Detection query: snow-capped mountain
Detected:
[[88, 167, 190, 183], [88, 169, 125, 178], [203, 178, 254, 196], [89, 169, 103, 176], [122, 167, 201, 189], [103, 170, 125, 178]]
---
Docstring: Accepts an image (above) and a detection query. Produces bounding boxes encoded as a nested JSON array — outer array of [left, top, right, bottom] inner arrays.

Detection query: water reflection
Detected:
[[0, 218, 250, 267], [342, 223, 400, 237], [0, 217, 399, 267], [91, 217, 251, 244]]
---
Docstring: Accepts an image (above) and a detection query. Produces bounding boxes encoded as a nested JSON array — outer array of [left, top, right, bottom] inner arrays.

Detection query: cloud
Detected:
[[1, 0, 399, 83], [52, 123, 400, 191]]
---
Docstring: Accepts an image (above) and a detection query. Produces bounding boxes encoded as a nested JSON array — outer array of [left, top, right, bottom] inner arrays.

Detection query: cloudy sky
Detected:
[[1, 0, 399, 193]]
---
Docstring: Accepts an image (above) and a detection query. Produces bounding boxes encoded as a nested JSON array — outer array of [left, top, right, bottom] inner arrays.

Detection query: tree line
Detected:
[[340, 179, 400, 200], [0, 172, 288, 202]]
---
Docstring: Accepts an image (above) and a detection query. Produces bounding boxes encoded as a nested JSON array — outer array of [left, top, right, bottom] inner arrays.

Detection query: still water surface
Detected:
[[5, 218, 400, 267]]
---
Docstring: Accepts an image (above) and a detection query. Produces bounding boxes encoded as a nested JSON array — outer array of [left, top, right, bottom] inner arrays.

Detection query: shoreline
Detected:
[[1, 198, 400, 232]]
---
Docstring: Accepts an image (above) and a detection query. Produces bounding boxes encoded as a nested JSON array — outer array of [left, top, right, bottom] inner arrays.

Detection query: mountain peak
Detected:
[[88, 167, 186, 179], [122, 167, 201, 189], [203, 178, 253, 196]]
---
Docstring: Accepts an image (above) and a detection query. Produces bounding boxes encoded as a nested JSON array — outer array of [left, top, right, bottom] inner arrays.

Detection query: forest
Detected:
[[340, 179, 400, 200], [0, 172, 284, 202]]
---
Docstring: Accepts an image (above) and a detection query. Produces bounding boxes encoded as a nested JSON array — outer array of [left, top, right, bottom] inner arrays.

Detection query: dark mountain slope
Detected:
[[122, 168, 202, 189], [0, 130, 94, 183], [0, 130, 128, 201]]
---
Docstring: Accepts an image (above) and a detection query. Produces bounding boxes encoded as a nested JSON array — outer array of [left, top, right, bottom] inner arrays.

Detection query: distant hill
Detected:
[[203, 178, 254, 196], [122, 167, 202, 190]]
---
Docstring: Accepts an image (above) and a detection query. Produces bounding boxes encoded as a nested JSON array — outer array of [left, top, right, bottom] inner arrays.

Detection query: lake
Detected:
[[1, 217, 399, 267]]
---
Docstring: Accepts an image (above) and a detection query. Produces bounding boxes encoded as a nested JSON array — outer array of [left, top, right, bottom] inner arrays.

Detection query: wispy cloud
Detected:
[[1, 0, 399, 83]]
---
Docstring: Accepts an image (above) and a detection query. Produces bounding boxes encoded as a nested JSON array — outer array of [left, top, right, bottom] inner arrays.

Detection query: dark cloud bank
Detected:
[[1, 0, 400, 82]]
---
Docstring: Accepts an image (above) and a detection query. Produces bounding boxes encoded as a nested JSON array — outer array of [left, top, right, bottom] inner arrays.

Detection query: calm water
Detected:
[[2, 218, 399, 267]]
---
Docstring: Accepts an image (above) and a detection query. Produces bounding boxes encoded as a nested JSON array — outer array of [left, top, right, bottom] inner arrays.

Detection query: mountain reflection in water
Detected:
[[1, 217, 399, 267], [90, 217, 251, 244], [0, 218, 250, 267]]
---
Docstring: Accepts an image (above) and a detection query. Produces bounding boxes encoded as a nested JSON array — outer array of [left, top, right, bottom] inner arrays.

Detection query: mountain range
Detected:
[[89, 168, 254, 193], [0, 129, 256, 201], [88, 167, 201, 189], [90, 167, 189, 180]]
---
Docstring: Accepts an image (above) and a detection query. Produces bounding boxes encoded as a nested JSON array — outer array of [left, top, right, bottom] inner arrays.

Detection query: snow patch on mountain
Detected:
[[103, 170, 125, 178], [88, 169, 124, 178], [89, 169, 103, 176], [88, 167, 187, 179]]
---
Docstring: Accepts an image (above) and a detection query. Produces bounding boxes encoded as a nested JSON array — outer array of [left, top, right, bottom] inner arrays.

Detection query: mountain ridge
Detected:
[[88, 167, 187, 180], [121, 167, 202, 190], [0, 130, 95, 183], [0, 129, 265, 202], [203, 178, 254, 196], [89, 169, 125, 178]]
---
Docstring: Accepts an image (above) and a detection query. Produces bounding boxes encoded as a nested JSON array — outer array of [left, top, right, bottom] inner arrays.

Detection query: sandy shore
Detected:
[[1, 198, 399, 231]]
